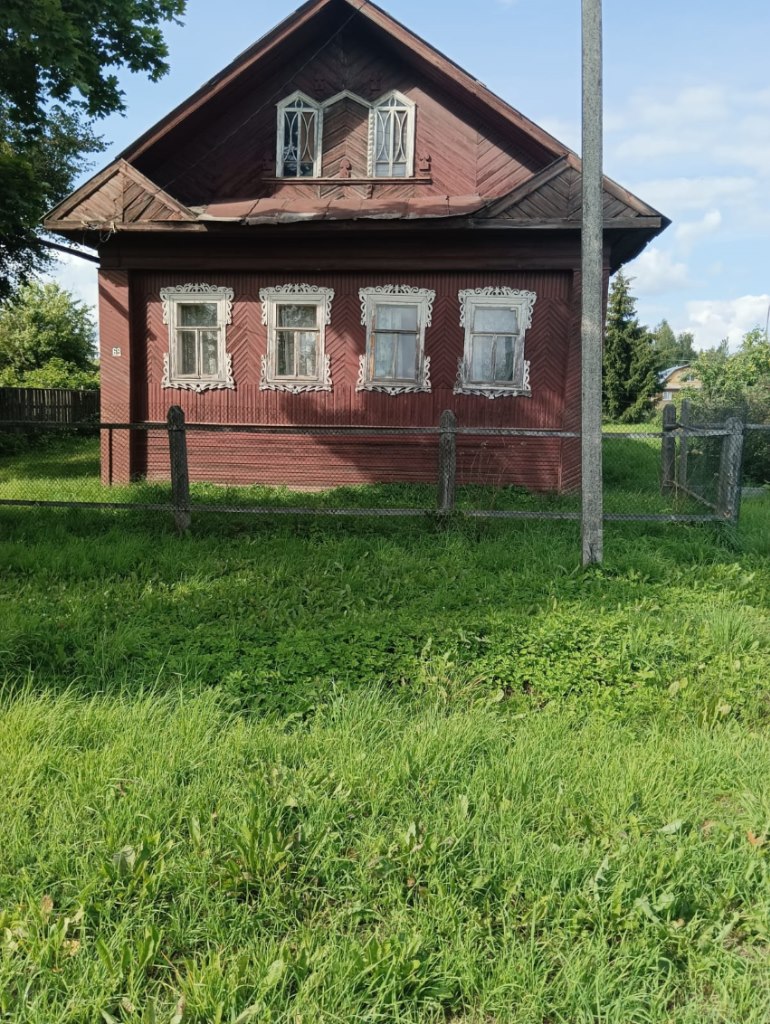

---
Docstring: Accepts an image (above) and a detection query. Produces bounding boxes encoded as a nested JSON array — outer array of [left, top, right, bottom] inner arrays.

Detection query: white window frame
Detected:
[[160, 284, 234, 392], [259, 284, 334, 393], [276, 91, 323, 179], [368, 91, 415, 178], [357, 286, 434, 395], [454, 288, 537, 399]]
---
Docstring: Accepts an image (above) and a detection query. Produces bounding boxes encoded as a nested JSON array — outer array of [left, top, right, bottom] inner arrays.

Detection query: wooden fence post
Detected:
[[677, 398, 690, 493], [661, 402, 676, 495], [716, 416, 744, 524], [167, 405, 191, 533], [437, 409, 457, 513]]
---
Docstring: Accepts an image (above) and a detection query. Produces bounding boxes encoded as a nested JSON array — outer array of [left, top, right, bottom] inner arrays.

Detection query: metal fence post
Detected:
[[677, 398, 690, 492], [716, 416, 744, 524], [661, 402, 677, 495], [438, 409, 457, 513], [167, 405, 191, 533]]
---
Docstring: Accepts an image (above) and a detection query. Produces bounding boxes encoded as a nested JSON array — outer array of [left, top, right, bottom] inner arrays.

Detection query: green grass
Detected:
[[0, 433, 709, 516], [1, 436, 770, 1021]]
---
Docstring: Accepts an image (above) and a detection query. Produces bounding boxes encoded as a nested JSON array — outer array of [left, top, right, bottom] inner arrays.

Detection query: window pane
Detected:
[[178, 331, 197, 375], [375, 303, 418, 331], [278, 304, 317, 329], [299, 110, 316, 177], [469, 335, 494, 381], [493, 336, 516, 382], [298, 332, 318, 377], [473, 306, 519, 333], [396, 334, 418, 379], [373, 333, 397, 378], [201, 330, 219, 376], [282, 110, 299, 176], [276, 332, 294, 376], [179, 302, 218, 327]]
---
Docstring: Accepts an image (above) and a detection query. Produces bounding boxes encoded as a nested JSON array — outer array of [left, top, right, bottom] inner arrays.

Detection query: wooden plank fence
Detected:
[[0, 387, 99, 424]]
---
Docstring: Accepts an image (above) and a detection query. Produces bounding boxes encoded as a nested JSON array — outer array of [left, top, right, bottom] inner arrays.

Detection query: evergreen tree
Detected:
[[651, 320, 698, 370], [603, 272, 659, 422]]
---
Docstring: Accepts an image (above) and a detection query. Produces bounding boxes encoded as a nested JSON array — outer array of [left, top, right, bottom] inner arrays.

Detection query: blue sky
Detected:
[[49, 0, 770, 350]]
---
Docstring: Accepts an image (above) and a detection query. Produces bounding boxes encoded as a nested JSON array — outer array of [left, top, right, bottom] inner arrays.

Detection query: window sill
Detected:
[[267, 177, 433, 186], [453, 385, 532, 399], [260, 353, 332, 393]]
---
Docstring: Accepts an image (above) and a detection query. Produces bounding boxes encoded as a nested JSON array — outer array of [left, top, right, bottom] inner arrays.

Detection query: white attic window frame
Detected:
[[276, 91, 323, 178], [368, 90, 416, 178]]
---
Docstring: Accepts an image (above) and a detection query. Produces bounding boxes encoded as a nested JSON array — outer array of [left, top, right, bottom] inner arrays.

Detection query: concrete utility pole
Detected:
[[581, 0, 604, 565]]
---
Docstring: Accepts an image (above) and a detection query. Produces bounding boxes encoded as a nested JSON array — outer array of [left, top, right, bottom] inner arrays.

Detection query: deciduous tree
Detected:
[[1, 0, 186, 296]]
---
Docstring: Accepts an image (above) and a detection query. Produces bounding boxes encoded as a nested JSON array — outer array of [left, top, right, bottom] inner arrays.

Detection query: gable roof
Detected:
[[119, 0, 570, 168], [43, 0, 668, 271]]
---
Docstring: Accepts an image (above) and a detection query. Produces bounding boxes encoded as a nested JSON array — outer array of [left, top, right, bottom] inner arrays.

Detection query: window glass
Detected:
[[180, 302, 218, 327], [278, 304, 317, 328], [201, 331, 220, 376], [373, 97, 411, 177], [282, 105, 317, 177], [473, 306, 518, 333], [179, 331, 197, 375]]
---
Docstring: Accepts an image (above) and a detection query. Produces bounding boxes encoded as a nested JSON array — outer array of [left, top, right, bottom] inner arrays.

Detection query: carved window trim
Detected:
[[454, 287, 536, 399], [357, 285, 434, 395], [367, 91, 416, 178], [259, 284, 334, 393], [276, 91, 323, 179], [160, 284, 234, 392]]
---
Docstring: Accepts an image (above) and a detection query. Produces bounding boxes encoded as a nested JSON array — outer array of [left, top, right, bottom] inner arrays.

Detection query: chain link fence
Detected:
[[0, 404, 758, 533]]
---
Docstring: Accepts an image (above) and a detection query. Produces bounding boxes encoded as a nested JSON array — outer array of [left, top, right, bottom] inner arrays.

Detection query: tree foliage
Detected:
[[691, 328, 770, 484], [1, 0, 186, 296], [651, 319, 696, 371], [0, 282, 98, 387], [602, 272, 659, 422]]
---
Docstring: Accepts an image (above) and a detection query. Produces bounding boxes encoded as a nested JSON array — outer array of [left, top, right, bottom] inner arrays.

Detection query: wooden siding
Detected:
[[133, 20, 546, 207], [123, 268, 577, 491]]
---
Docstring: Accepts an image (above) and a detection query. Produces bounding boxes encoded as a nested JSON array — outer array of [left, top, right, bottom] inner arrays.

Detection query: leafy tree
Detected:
[[603, 272, 659, 422], [691, 329, 770, 483], [651, 319, 697, 370], [0, 102, 103, 300], [0, 282, 97, 381], [1, 0, 186, 296]]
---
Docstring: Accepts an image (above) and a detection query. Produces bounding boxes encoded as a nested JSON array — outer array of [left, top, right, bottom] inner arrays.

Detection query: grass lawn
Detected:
[[1, 437, 770, 1022]]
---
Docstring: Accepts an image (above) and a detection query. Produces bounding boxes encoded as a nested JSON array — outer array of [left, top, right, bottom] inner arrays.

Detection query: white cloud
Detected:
[[628, 175, 756, 215], [674, 208, 722, 248], [41, 252, 99, 318], [539, 116, 580, 153], [626, 248, 689, 295], [685, 294, 770, 350]]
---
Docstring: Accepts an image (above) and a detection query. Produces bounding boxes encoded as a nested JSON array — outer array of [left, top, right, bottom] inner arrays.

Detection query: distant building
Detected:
[[657, 364, 702, 406]]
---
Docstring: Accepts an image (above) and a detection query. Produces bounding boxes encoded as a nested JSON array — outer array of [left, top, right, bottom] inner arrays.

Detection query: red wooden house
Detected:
[[45, 0, 668, 491]]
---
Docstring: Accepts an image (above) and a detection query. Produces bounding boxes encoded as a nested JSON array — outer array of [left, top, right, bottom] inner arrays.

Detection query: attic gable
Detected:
[[44, 160, 196, 231], [120, 0, 567, 175]]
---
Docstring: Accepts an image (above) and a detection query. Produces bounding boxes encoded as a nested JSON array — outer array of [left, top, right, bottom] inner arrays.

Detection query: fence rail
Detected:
[[0, 386, 99, 424], [0, 405, 762, 535]]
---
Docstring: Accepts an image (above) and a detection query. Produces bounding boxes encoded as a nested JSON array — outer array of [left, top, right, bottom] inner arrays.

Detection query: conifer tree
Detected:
[[602, 272, 659, 421]]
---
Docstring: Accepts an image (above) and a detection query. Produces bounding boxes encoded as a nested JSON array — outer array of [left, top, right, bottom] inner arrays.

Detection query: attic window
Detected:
[[369, 93, 415, 177], [160, 284, 234, 392], [277, 93, 322, 178], [357, 286, 433, 394], [454, 288, 536, 399]]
